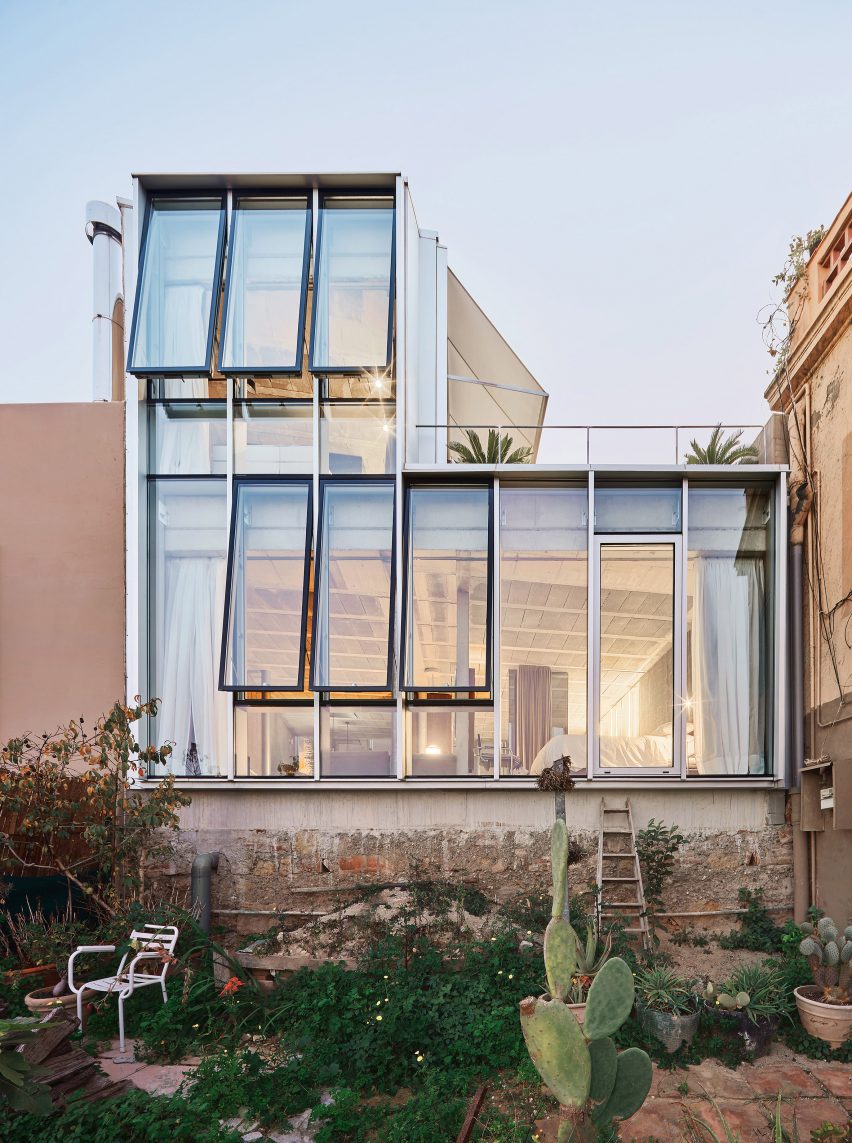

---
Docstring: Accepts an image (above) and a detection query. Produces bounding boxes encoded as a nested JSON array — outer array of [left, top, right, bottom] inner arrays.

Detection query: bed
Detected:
[[529, 732, 675, 774]]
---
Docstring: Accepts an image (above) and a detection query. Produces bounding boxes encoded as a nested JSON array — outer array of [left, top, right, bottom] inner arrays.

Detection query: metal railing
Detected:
[[414, 420, 778, 467]]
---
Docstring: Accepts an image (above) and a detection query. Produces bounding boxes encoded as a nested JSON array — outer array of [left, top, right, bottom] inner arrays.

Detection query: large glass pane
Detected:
[[129, 197, 224, 373], [313, 482, 395, 690], [409, 707, 494, 776], [149, 402, 226, 474], [501, 488, 588, 777], [598, 544, 675, 769], [220, 198, 310, 372], [320, 402, 396, 474], [148, 479, 228, 776], [222, 482, 312, 689], [321, 706, 395, 776], [403, 486, 491, 691], [234, 401, 313, 474], [234, 705, 314, 777], [687, 486, 772, 776], [594, 487, 681, 533], [310, 198, 394, 371]]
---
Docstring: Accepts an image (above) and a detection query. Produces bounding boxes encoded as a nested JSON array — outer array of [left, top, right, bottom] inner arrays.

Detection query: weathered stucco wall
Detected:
[[0, 402, 126, 741], [151, 788, 792, 935]]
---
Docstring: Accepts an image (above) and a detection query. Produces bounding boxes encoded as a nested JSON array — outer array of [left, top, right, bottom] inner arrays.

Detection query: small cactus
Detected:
[[520, 822, 652, 1136], [798, 914, 852, 1005]]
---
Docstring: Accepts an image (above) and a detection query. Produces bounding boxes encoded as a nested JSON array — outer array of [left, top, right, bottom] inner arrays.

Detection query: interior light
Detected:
[[424, 744, 441, 755], [382, 422, 390, 433]]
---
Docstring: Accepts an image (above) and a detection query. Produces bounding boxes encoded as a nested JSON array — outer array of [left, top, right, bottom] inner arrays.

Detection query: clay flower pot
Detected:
[[4, 964, 60, 990], [795, 985, 852, 1050], [567, 1002, 586, 1028], [24, 985, 92, 1017]]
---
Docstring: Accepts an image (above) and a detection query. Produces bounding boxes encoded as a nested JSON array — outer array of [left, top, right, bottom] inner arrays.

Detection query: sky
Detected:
[[0, 0, 850, 430]]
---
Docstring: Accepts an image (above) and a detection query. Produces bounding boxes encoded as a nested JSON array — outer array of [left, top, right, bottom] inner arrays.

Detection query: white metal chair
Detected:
[[68, 924, 180, 1053]]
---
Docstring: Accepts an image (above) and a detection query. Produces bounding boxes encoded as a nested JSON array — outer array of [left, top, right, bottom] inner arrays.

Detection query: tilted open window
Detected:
[[401, 485, 493, 693], [311, 480, 396, 691], [128, 196, 226, 375], [220, 480, 313, 691], [309, 195, 395, 373], [219, 196, 312, 374]]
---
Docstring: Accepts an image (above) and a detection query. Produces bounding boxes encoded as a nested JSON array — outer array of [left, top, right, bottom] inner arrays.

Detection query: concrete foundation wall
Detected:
[[153, 788, 793, 934], [0, 403, 126, 741]]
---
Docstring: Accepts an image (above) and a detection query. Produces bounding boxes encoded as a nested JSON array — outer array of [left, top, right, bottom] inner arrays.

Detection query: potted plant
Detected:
[[795, 916, 852, 1049], [561, 924, 612, 1027], [704, 963, 789, 1057], [634, 966, 700, 1052]]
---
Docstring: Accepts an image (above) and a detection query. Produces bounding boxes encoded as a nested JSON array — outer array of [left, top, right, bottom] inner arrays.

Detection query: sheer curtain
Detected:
[[692, 558, 765, 775]]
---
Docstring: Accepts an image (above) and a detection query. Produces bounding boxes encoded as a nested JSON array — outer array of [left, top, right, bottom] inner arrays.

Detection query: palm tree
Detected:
[[448, 428, 533, 464], [685, 425, 758, 465]]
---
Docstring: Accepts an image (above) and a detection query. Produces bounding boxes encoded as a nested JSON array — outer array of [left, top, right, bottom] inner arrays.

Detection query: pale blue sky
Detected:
[[0, 0, 849, 427]]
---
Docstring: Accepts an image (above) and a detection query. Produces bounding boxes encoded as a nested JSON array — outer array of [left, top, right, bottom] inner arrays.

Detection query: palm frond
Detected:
[[685, 425, 759, 465], [448, 428, 533, 465]]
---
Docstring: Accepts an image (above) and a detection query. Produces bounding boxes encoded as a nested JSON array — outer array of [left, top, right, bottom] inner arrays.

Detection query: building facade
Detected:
[[767, 192, 852, 923], [22, 172, 796, 925]]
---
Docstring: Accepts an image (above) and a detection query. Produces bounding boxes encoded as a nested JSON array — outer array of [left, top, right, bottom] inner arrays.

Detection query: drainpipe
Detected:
[[85, 200, 123, 402], [191, 852, 220, 934], [789, 479, 813, 920]]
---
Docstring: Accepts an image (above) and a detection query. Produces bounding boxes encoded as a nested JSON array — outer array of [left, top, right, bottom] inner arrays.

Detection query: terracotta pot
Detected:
[[795, 985, 852, 1050], [636, 1001, 700, 1053], [567, 1001, 586, 1028], [24, 985, 92, 1017], [3, 964, 60, 990]]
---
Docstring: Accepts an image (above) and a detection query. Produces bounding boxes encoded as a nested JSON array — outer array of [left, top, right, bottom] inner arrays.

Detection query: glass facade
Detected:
[[310, 197, 395, 371], [402, 486, 492, 692], [129, 197, 225, 374], [235, 704, 314, 777], [313, 482, 395, 690], [220, 197, 311, 372], [320, 706, 395, 777], [221, 481, 312, 690]]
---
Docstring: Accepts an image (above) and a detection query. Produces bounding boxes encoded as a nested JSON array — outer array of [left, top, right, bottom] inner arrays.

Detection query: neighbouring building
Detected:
[[2, 173, 799, 929], [766, 191, 852, 924]]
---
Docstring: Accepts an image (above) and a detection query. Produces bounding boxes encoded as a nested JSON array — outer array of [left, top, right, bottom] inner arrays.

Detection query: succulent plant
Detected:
[[520, 822, 651, 1141], [799, 915, 852, 1005]]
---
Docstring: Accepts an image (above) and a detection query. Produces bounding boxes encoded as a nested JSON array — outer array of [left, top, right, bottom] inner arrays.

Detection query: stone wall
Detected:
[[148, 788, 793, 938]]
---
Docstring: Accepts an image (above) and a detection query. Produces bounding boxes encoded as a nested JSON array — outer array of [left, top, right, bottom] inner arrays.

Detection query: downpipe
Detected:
[[191, 852, 220, 934]]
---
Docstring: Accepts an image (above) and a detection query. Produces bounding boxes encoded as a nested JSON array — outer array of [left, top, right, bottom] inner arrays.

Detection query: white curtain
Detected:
[[159, 557, 227, 776], [692, 558, 765, 775], [157, 377, 212, 473]]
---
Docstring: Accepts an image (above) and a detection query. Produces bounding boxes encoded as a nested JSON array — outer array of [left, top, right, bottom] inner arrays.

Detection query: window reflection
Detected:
[[310, 198, 395, 371], [403, 486, 492, 691], [320, 402, 396, 475], [149, 403, 226, 475], [409, 707, 494, 777], [500, 488, 587, 777], [313, 482, 395, 690], [129, 197, 225, 373], [321, 706, 395, 777], [594, 487, 681, 533], [220, 197, 311, 372], [235, 705, 314, 777], [233, 401, 313, 475]]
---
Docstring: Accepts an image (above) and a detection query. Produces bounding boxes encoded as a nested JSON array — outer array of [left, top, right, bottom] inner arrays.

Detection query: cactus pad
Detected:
[[587, 1036, 618, 1108], [519, 996, 591, 1108], [551, 819, 569, 919], [840, 942, 852, 964], [717, 993, 736, 1010], [592, 1047, 652, 1125], [799, 936, 820, 959], [735, 992, 750, 1008], [544, 917, 578, 1000], [817, 916, 836, 940], [825, 941, 840, 966], [584, 958, 635, 1040]]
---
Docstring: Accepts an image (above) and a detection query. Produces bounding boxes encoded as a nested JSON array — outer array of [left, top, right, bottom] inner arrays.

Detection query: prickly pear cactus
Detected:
[[519, 821, 652, 1134]]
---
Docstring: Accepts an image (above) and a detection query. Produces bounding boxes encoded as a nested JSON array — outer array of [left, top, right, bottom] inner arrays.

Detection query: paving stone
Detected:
[[680, 1060, 754, 1101], [97, 1056, 146, 1080], [129, 1063, 191, 1096], [810, 1064, 852, 1100], [783, 1096, 851, 1136], [620, 1097, 687, 1141], [691, 1098, 771, 1138], [744, 1062, 824, 1097]]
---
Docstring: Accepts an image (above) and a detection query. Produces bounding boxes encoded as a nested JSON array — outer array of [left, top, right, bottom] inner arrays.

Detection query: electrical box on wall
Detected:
[[820, 787, 835, 811]]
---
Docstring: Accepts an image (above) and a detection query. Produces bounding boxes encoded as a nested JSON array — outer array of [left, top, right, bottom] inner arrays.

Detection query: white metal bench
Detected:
[[68, 924, 179, 1053]]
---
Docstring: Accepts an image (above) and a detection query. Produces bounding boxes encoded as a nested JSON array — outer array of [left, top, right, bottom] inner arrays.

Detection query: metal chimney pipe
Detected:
[[85, 201, 123, 402]]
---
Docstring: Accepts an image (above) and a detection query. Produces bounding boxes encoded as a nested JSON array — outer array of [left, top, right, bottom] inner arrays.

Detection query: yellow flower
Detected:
[[508, 974, 514, 980], [376, 1015, 383, 1022], [498, 970, 503, 975], [416, 1054, 424, 1062]]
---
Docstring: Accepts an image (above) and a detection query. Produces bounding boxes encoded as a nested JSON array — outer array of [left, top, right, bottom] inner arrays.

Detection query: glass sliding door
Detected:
[[593, 536, 681, 775]]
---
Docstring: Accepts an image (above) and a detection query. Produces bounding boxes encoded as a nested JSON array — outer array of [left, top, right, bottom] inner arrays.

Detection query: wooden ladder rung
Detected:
[[601, 876, 638, 882]]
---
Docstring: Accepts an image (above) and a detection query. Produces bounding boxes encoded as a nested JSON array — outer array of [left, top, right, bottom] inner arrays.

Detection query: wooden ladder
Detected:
[[596, 798, 651, 952]]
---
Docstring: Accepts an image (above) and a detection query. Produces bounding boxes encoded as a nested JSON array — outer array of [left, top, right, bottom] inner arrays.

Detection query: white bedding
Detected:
[[529, 732, 673, 773]]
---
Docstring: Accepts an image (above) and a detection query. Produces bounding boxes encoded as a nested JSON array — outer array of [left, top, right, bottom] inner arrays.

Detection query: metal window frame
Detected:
[[400, 482, 494, 694], [218, 192, 312, 375], [591, 532, 683, 779], [310, 476, 397, 693], [308, 192, 396, 375], [128, 193, 227, 376], [233, 698, 317, 780], [219, 475, 314, 692], [318, 697, 398, 779]]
